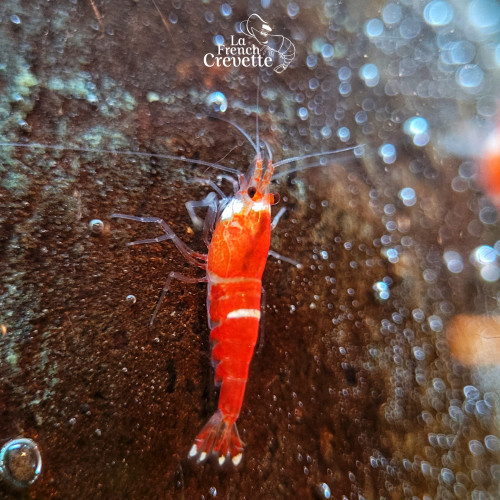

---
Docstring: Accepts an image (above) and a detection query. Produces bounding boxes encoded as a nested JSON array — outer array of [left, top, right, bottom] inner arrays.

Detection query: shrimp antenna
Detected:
[[0, 142, 242, 175], [208, 116, 258, 154], [273, 145, 365, 169], [271, 145, 365, 180], [256, 77, 260, 156]]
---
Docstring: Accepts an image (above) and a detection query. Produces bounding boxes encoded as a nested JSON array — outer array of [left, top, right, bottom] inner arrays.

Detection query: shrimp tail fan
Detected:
[[188, 410, 244, 466]]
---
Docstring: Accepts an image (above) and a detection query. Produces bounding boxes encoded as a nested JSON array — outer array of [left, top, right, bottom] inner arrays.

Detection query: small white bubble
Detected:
[[364, 18, 384, 37], [89, 219, 104, 234], [206, 91, 228, 113], [359, 63, 380, 87], [378, 143, 396, 164], [444, 250, 464, 273], [469, 439, 485, 456], [287, 2, 300, 18]]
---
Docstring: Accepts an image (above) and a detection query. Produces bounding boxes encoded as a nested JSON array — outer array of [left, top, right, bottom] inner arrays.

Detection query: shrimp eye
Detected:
[[248, 187, 257, 199]]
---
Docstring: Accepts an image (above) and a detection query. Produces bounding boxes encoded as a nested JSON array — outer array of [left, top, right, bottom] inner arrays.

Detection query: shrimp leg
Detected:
[[111, 214, 207, 267], [185, 191, 219, 243], [150, 272, 208, 327]]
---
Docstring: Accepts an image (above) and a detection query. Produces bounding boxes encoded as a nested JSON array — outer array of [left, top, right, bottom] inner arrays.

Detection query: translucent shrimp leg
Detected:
[[110, 214, 207, 268], [268, 207, 302, 268], [149, 272, 208, 327]]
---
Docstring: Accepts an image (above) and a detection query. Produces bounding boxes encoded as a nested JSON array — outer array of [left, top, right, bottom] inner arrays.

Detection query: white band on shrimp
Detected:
[[226, 309, 261, 320]]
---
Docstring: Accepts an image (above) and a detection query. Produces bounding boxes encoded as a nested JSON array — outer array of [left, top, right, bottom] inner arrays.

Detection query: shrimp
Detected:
[[2, 115, 361, 466], [112, 128, 277, 466], [480, 117, 500, 210]]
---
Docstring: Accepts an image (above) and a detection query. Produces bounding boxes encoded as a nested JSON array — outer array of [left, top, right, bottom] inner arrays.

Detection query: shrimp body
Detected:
[[189, 155, 275, 466], [481, 121, 500, 209]]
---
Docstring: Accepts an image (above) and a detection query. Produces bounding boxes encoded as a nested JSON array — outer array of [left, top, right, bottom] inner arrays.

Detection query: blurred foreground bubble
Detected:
[[205, 91, 228, 113], [0, 438, 42, 488]]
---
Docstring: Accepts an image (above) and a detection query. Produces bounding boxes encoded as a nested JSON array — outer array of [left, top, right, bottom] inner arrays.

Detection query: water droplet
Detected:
[[0, 438, 42, 488], [206, 92, 228, 113], [287, 2, 300, 18], [373, 281, 390, 300], [450, 40, 476, 64], [10, 15, 21, 25], [338, 66, 352, 81], [213, 34, 225, 46], [365, 18, 384, 39], [485, 435, 500, 452], [403, 117, 430, 146], [321, 43, 334, 60], [298, 107, 309, 120], [399, 187, 417, 206], [468, 0, 500, 33], [456, 64, 484, 89], [479, 206, 498, 224], [443, 250, 464, 273], [359, 63, 380, 87], [220, 4, 232, 17], [469, 439, 485, 456], [382, 3, 403, 25], [89, 219, 104, 234], [126, 294, 137, 304], [306, 54, 318, 68], [471, 245, 497, 266], [317, 482, 331, 498], [205, 10, 214, 23], [378, 143, 396, 164], [424, 0, 454, 26], [337, 127, 350, 142]]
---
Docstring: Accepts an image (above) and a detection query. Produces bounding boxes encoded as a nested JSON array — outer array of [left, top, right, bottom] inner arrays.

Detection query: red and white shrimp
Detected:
[[2, 117, 360, 466], [109, 118, 361, 466]]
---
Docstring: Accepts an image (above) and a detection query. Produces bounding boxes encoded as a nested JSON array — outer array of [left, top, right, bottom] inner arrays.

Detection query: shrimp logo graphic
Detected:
[[203, 14, 295, 73], [239, 14, 295, 73]]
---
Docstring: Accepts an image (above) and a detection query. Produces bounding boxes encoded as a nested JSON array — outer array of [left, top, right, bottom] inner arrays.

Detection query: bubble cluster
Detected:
[[470, 245, 500, 282]]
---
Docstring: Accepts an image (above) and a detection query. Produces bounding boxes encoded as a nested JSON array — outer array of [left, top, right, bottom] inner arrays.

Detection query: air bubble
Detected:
[[220, 4, 232, 17], [403, 116, 430, 146], [206, 91, 228, 113], [89, 219, 104, 234], [469, 440, 485, 456], [364, 18, 384, 37], [213, 34, 225, 46], [485, 435, 500, 452], [126, 294, 137, 304], [10, 15, 21, 25], [379, 143, 396, 164], [468, 0, 500, 33], [337, 127, 350, 142], [298, 107, 309, 120], [456, 64, 484, 89], [479, 206, 498, 224], [321, 43, 334, 60], [399, 187, 417, 206], [359, 63, 380, 87], [287, 2, 300, 18], [373, 281, 390, 300], [317, 482, 331, 498], [444, 250, 464, 273], [382, 3, 403, 25], [0, 438, 42, 488], [424, 0, 454, 26]]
